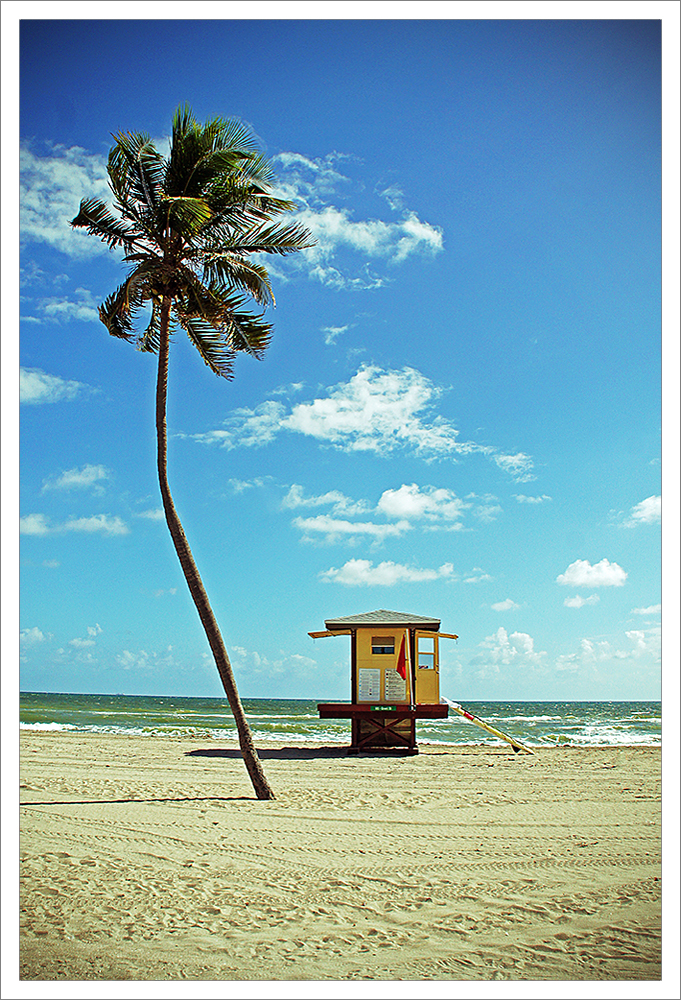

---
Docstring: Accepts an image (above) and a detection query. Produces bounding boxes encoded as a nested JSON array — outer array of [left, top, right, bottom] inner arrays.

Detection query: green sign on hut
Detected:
[[310, 609, 458, 754]]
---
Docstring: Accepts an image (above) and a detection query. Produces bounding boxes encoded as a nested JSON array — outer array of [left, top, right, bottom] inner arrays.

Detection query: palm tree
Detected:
[[71, 105, 314, 799]]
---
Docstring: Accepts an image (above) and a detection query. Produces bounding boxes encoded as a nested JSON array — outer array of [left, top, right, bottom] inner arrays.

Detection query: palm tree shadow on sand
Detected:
[[185, 747, 419, 760]]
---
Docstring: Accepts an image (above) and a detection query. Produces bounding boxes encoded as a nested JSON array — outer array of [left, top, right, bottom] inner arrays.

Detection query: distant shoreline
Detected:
[[18, 727, 662, 751], [19, 690, 663, 702]]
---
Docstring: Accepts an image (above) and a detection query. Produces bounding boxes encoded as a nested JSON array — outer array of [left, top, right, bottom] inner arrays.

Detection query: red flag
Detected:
[[396, 633, 407, 680]]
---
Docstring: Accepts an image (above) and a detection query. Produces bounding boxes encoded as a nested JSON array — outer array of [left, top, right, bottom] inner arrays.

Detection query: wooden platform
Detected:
[[317, 702, 448, 754]]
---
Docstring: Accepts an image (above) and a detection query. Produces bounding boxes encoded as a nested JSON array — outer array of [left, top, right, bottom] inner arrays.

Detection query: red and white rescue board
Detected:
[[441, 697, 535, 755]]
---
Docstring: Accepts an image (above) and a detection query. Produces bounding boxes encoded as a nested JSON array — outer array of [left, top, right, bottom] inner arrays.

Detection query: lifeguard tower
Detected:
[[310, 609, 458, 754]]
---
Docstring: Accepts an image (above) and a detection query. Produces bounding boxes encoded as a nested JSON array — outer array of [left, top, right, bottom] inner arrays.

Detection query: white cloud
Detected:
[[626, 626, 661, 658], [62, 515, 129, 535], [556, 558, 627, 588], [282, 484, 368, 516], [625, 630, 646, 652], [320, 558, 455, 586], [555, 626, 661, 673], [281, 367, 464, 457], [228, 479, 261, 494], [472, 627, 546, 674], [578, 638, 623, 662], [321, 324, 350, 345], [272, 151, 353, 204], [271, 151, 443, 289], [136, 508, 165, 520], [464, 568, 493, 584], [582, 638, 622, 662], [20, 143, 112, 258], [20, 513, 129, 536], [305, 261, 387, 291], [191, 400, 286, 449], [376, 483, 468, 524], [114, 646, 176, 672], [270, 383, 305, 397], [192, 366, 534, 480], [469, 495, 503, 523], [20, 260, 51, 285], [19, 514, 50, 536], [564, 594, 601, 608], [622, 495, 661, 527], [229, 643, 318, 678], [378, 184, 406, 211], [493, 453, 535, 482], [491, 598, 520, 611], [69, 636, 95, 648], [284, 482, 485, 545], [20, 367, 92, 404], [394, 212, 444, 260], [42, 464, 109, 491], [116, 649, 152, 671], [20, 626, 51, 645], [31, 287, 100, 324], [513, 494, 552, 504], [554, 653, 580, 673], [294, 205, 443, 266], [632, 604, 661, 616], [293, 514, 411, 545]]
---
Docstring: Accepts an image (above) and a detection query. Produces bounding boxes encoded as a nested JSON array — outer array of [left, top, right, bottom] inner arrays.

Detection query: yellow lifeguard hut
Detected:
[[310, 609, 458, 753]]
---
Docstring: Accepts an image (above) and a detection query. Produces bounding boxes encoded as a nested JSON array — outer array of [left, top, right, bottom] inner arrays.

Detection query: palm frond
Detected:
[[184, 149, 255, 201], [160, 195, 213, 234], [218, 219, 316, 255], [97, 262, 161, 342], [70, 198, 138, 249], [176, 275, 272, 358], [200, 254, 274, 307], [219, 305, 274, 358], [240, 193, 300, 220], [108, 131, 165, 234], [166, 107, 263, 202], [137, 297, 163, 353], [122, 249, 164, 264], [165, 106, 201, 197], [99, 280, 143, 342], [172, 103, 196, 136], [173, 313, 238, 379], [206, 116, 259, 155], [198, 180, 298, 227], [230, 152, 275, 186]]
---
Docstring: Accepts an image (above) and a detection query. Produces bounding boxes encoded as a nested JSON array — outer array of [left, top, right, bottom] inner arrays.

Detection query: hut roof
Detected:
[[324, 609, 441, 631]]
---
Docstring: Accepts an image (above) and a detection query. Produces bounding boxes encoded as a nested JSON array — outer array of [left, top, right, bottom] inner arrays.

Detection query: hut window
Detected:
[[417, 635, 435, 669], [371, 636, 395, 655]]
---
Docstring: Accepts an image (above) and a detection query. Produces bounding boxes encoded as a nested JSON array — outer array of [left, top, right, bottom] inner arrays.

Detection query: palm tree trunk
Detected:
[[155, 295, 275, 800]]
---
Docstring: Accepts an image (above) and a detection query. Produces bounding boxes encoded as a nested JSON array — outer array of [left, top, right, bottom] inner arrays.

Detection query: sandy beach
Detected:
[[18, 732, 661, 982]]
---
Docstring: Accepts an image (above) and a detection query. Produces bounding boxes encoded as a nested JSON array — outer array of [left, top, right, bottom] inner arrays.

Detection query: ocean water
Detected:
[[19, 693, 661, 748]]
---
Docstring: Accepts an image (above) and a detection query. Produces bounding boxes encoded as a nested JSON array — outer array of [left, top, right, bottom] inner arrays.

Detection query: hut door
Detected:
[[414, 632, 439, 704]]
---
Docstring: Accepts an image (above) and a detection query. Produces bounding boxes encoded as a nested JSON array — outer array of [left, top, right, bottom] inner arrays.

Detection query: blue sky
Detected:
[[11, 10, 671, 701]]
